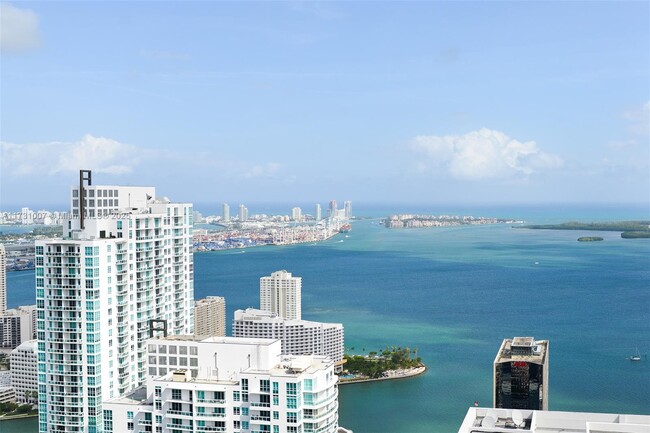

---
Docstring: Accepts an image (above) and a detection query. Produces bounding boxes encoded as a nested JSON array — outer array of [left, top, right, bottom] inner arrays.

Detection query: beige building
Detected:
[[194, 296, 226, 337], [260, 270, 302, 320]]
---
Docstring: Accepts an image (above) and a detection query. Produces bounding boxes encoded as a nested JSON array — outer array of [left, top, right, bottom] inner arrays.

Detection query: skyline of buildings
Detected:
[[35, 171, 194, 432]]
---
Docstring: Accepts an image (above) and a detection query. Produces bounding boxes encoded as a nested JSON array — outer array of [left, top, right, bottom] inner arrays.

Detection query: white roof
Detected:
[[458, 407, 650, 433]]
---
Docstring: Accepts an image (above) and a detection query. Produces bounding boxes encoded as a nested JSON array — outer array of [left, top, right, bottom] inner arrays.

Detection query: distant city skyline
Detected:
[[1, 2, 648, 208]]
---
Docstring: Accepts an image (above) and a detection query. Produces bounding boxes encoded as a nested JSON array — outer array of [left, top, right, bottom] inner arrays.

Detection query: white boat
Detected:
[[629, 348, 641, 361]]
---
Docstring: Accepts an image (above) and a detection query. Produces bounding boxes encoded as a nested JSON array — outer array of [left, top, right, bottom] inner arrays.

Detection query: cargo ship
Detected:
[[339, 223, 351, 233]]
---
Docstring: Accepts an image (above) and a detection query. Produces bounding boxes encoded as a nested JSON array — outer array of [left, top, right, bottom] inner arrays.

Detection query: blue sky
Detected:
[[1, 1, 648, 211]]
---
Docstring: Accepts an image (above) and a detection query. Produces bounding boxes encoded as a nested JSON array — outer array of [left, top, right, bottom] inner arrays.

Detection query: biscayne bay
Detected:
[[3, 205, 649, 432]]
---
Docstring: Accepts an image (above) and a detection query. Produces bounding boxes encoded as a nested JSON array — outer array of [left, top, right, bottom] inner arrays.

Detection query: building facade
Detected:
[[10, 339, 38, 405], [233, 308, 344, 368], [238, 205, 248, 222], [315, 204, 321, 221], [104, 336, 340, 433], [223, 203, 230, 222], [0, 307, 34, 349], [292, 207, 302, 222], [260, 270, 302, 320], [343, 201, 352, 219], [36, 172, 194, 433], [194, 296, 226, 337], [0, 243, 6, 315], [494, 337, 549, 411]]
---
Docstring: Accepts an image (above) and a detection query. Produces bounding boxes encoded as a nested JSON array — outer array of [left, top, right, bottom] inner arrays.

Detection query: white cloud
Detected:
[[1, 134, 140, 176], [411, 128, 563, 180], [622, 101, 649, 136], [0, 3, 40, 53], [242, 162, 282, 179]]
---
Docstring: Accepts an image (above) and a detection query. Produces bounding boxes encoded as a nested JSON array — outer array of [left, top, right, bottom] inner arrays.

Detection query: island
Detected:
[[577, 237, 604, 242], [517, 221, 650, 239], [384, 214, 521, 228], [338, 346, 426, 385]]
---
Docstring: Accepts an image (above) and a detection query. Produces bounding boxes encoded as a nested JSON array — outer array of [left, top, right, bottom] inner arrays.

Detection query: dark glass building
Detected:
[[494, 337, 549, 410]]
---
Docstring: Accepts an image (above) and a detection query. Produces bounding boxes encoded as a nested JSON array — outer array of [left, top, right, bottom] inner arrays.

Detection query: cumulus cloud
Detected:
[[411, 128, 563, 180], [0, 3, 40, 53], [1, 135, 140, 176]]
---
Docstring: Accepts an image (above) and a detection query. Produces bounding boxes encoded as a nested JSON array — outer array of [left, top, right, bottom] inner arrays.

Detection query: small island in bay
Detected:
[[338, 346, 426, 385], [578, 236, 604, 242], [518, 221, 650, 239], [384, 214, 521, 228]]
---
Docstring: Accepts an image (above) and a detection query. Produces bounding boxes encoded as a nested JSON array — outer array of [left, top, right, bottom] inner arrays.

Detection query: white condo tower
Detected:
[[36, 170, 194, 433], [260, 270, 302, 320]]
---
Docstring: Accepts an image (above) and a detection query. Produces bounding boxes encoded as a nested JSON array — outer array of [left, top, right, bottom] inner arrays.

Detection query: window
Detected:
[[287, 412, 297, 423], [241, 407, 248, 416], [171, 389, 182, 400], [286, 383, 297, 396], [233, 391, 240, 402], [233, 407, 240, 415], [260, 379, 270, 393]]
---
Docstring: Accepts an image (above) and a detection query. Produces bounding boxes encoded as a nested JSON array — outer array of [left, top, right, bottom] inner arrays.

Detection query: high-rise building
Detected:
[[10, 339, 37, 405], [36, 170, 194, 433], [0, 307, 34, 348], [239, 204, 248, 222], [328, 200, 337, 218], [233, 308, 345, 369], [0, 244, 5, 315], [343, 201, 352, 219], [260, 270, 302, 320], [223, 203, 230, 222], [292, 207, 302, 222], [494, 337, 549, 410], [194, 296, 226, 337], [105, 336, 340, 433], [315, 204, 322, 221]]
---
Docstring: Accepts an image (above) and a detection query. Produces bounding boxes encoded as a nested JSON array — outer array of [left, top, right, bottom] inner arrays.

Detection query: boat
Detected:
[[629, 348, 641, 361], [339, 223, 351, 233]]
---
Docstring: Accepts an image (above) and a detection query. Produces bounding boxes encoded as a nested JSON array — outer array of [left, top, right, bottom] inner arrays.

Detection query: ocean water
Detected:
[[2, 205, 649, 433]]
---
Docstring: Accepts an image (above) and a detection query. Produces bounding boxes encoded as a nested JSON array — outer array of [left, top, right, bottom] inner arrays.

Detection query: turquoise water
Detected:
[[3, 205, 649, 433]]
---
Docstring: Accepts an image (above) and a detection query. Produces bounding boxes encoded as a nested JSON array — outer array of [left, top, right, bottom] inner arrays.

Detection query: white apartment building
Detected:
[[292, 207, 302, 222], [238, 205, 248, 222], [223, 203, 230, 222], [104, 336, 340, 433], [260, 270, 302, 320], [10, 339, 37, 405], [233, 308, 344, 368], [343, 201, 352, 219], [0, 243, 6, 315], [194, 296, 226, 337], [36, 171, 194, 433], [458, 407, 650, 433], [315, 204, 321, 221]]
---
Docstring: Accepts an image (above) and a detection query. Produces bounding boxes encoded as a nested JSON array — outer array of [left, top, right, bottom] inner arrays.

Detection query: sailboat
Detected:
[[629, 348, 641, 362]]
